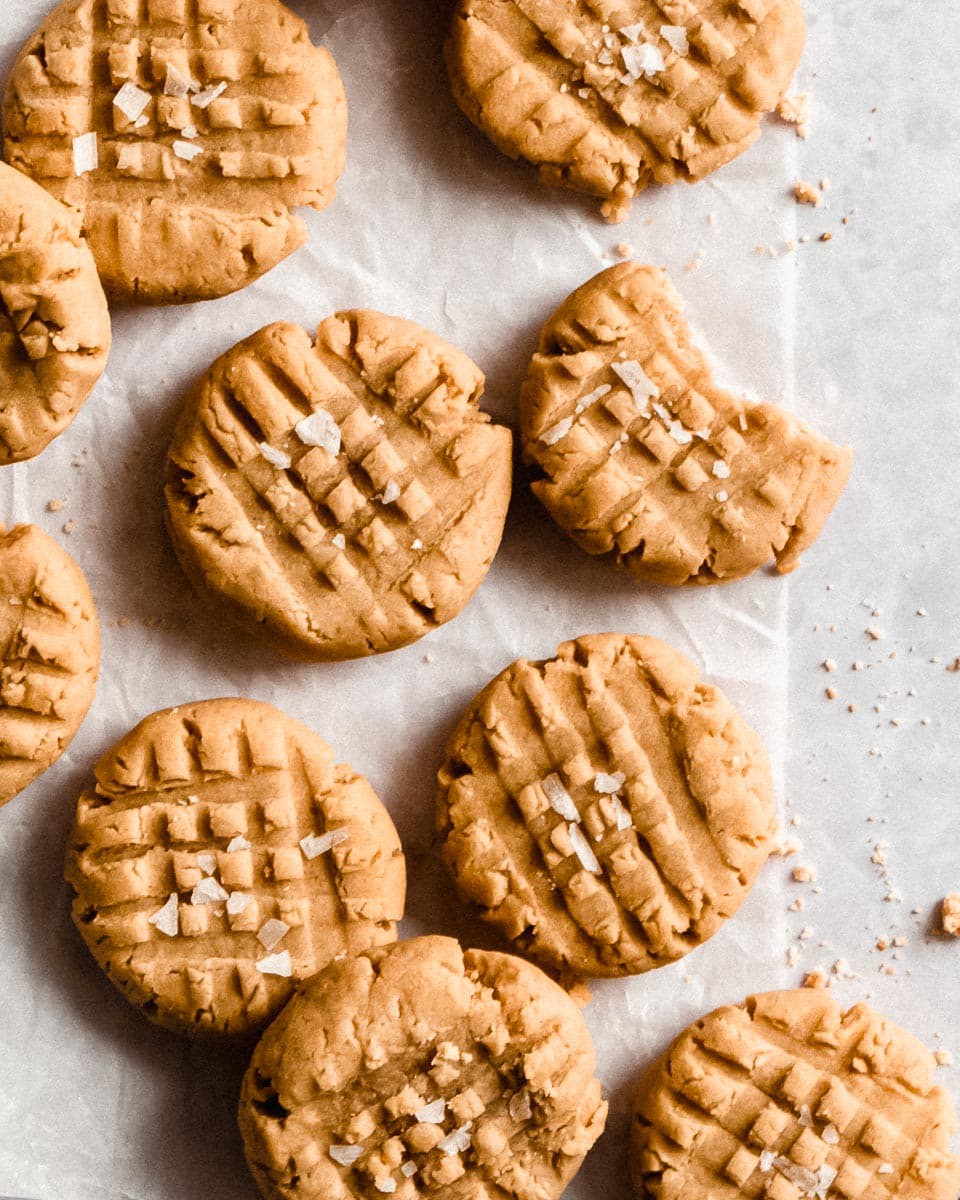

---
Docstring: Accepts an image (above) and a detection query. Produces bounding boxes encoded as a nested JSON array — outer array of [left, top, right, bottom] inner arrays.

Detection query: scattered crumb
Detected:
[[615, 241, 633, 258], [825, 687, 837, 700], [865, 626, 885, 641], [793, 180, 822, 207], [792, 865, 816, 884], [47, 499, 64, 512], [941, 894, 960, 937], [776, 93, 810, 139], [823, 659, 838, 672], [62, 521, 76, 535], [788, 898, 805, 912], [802, 968, 829, 989], [820, 231, 833, 243], [935, 1049, 954, 1068]]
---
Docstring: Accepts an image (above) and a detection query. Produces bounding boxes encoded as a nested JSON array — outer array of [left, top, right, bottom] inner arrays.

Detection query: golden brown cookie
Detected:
[[447, 0, 805, 221], [0, 162, 110, 463], [941, 894, 960, 937], [631, 989, 960, 1200], [65, 698, 406, 1035], [3, 0, 347, 304], [436, 633, 775, 978], [520, 264, 851, 586], [164, 314, 513, 661], [0, 523, 99, 807], [239, 935, 607, 1199]]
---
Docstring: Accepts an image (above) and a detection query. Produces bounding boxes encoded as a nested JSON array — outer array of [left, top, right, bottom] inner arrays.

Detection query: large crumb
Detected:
[[776, 93, 810, 139], [942, 893, 960, 937], [793, 180, 822, 207]]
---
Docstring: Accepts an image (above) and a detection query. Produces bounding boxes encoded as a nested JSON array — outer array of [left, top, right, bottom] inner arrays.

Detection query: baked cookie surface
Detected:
[[447, 0, 805, 220], [520, 264, 851, 586], [436, 633, 775, 978], [0, 162, 110, 463], [165, 314, 513, 661], [0, 523, 99, 807], [631, 989, 960, 1199], [3, 0, 347, 304], [65, 697, 406, 1035], [239, 935, 607, 1199]]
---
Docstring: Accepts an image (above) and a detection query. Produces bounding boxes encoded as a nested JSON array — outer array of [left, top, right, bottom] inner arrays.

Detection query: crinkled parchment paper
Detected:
[[0, 2, 957, 1197]]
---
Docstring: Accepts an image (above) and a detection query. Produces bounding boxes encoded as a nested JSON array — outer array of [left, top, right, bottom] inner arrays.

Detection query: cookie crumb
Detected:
[[793, 180, 822, 207], [941, 893, 960, 936], [935, 1049, 955, 1068], [802, 968, 828, 989], [792, 865, 816, 884], [776, 93, 810, 139], [820, 231, 833, 243], [47, 499, 65, 512]]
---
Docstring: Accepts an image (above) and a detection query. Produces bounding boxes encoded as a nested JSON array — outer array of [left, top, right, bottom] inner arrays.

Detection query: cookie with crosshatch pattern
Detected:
[[631, 989, 960, 1200], [164, 313, 513, 661], [2, 0, 346, 304], [436, 633, 775, 978], [0, 524, 99, 808], [446, 0, 805, 221], [520, 263, 851, 586], [0, 162, 110, 464], [65, 698, 406, 1035], [239, 936, 607, 1200]]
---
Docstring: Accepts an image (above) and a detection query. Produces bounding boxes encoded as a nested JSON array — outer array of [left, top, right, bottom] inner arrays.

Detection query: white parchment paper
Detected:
[[0, 1, 957, 1197]]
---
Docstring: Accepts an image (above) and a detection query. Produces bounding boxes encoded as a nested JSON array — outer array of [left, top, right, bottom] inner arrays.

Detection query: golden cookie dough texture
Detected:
[[3, 0, 347, 303], [631, 989, 960, 1200], [437, 633, 775, 978], [65, 698, 406, 1035], [239, 935, 607, 1200], [520, 264, 852, 586], [447, 0, 805, 220], [0, 162, 110, 463], [0, 524, 99, 807], [165, 313, 513, 661]]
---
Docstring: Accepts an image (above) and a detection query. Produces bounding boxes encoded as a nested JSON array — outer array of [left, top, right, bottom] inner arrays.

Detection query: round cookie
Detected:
[[446, 0, 805, 221], [239, 935, 608, 1199], [520, 264, 852, 586], [0, 163, 110, 464], [436, 633, 775, 978], [631, 989, 960, 1200], [65, 698, 406, 1035], [0, 524, 99, 807], [3, 0, 347, 304], [164, 313, 513, 661]]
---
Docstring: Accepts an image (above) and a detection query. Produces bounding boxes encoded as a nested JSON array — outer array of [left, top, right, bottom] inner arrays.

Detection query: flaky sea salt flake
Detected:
[[575, 383, 612, 413], [541, 416, 574, 446], [438, 1122, 473, 1156], [173, 139, 203, 162], [191, 877, 229, 905], [382, 479, 401, 504], [611, 796, 633, 831], [72, 132, 98, 176], [192, 80, 228, 109], [712, 460, 730, 479], [543, 773, 579, 821], [329, 1145, 363, 1167], [569, 822, 602, 874], [258, 919, 290, 951], [594, 770, 626, 794], [256, 950, 292, 977], [197, 852, 217, 875], [415, 1098, 446, 1124], [622, 42, 665, 77], [259, 442, 291, 470], [164, 63, 199, 97], [300, 828, 349, 860], [226, 890, 252, 915], [226, 835, 251, 852], [660, 24, 689, 55], [296, 410, 341, 454], [113, 82, 151, 122], [148, 893, 179, 937], [612, 359, 659, 408], [508, 1089, 533, 1121]]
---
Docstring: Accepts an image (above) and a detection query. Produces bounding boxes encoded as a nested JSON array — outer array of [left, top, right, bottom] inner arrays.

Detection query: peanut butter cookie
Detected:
[[437, 633, 775, 978], [632, 989, 960, 1199], [66, 698, 406, 1035], [520, 264, 851, 585], [165, 314, 513, 661], [4, 0, 347, 303], [240, 935, 607, 1198]]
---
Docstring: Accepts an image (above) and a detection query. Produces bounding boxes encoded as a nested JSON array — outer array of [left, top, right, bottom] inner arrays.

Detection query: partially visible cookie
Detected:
[[239, 935, 607, 1199], [165, 314, 513, 661], [65, 698, 406, 1035], [520, 264, 851, 586], [4, 0, 347, 304], [447, 0, 805, 221], [631, 989, 960, 1199], [437, 633, 775, 978], [0, 524, 99, 807], [0, 163, 110, 464]]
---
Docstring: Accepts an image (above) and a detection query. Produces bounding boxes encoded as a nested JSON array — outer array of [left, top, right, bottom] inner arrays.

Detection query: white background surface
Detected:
[[0, 1, 957, 1197]]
